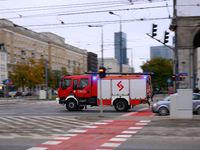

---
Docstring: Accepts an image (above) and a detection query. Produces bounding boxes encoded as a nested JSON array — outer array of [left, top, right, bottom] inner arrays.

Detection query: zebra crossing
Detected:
[[0, 116, 97, 139]]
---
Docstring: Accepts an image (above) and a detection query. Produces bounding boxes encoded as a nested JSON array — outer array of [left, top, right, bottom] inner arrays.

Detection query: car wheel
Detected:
[[197, 107, 200, 115], [66, 99, 77, 111], [114, 100, 128, 112], [158, 107, 168, 116]]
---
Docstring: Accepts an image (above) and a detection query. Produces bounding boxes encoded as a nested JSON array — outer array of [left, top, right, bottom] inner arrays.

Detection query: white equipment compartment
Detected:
[[130, 79, 146, 99]]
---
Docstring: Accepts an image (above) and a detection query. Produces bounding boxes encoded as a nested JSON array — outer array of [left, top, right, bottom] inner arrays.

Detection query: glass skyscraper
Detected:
[[150, 46, 173, 60], [114, 32, 127, 64]]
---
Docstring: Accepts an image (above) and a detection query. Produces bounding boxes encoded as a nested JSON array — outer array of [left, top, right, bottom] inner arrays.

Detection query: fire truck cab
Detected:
[[56, 74, 152, 112]]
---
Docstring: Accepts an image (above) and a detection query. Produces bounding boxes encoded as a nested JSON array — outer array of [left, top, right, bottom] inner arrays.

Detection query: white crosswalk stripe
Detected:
[[0, 116, 95, 138]]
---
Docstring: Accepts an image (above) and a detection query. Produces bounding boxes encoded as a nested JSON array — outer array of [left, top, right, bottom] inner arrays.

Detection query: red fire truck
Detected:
[[56, 73, 153, 112]]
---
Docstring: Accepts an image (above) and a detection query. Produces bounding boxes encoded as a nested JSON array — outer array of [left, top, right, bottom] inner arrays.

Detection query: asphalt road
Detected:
[[0, 95, 200, 150]]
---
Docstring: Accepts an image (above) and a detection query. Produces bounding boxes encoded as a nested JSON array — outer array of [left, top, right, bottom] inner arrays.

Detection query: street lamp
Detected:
[[88, 25, 104, 67], [109, 11, 122, 73]]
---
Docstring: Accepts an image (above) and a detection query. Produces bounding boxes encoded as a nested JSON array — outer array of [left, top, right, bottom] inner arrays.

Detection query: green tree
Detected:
[[140, 57, 173, 88], [9, 58, 45, 91]]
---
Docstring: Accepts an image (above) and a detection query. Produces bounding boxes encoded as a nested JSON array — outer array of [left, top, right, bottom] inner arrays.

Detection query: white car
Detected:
[[8, 91, 17, 97]]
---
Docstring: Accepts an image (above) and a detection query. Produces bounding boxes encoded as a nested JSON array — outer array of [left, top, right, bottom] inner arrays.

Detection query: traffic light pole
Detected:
[[99, 78, 104, 117], [174, 0, 179, 92]]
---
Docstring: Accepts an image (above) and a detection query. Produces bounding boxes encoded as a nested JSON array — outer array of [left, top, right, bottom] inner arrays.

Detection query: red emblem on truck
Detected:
[[117, 81, 124, 91]]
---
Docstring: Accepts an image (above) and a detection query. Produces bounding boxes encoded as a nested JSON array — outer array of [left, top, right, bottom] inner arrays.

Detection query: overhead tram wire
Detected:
[[6, 5, 172, 20], [28, 17, 171, 30], [0, 1, 124, 12]]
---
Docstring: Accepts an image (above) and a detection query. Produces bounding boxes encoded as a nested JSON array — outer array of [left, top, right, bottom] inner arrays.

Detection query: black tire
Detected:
[[114, 100, 128, 112], [196, 107, 200, 115], [158, 107, 168, 116], [66, 99, 78, 111]]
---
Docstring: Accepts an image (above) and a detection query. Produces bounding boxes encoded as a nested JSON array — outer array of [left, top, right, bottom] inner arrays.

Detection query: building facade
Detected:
[[0, 19, 87, 75], [150, 46, 173, 60], [87, 52, 98, 72], [0, 43, 7, 85], [98, 58, 131, 73], [114, 32, 127, 65]]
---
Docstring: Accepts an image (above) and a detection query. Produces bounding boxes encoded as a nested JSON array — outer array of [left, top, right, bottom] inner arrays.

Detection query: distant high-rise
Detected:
[[114, 32, 127, 65], [150, 46, 173, 60]]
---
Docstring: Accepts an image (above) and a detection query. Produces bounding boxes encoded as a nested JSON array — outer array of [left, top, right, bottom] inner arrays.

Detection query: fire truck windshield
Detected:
[[61, 79, 71, 89]]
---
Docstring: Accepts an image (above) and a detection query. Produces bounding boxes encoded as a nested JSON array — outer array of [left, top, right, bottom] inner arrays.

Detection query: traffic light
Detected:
[[2, 80, 5, 85], [152, 24, 157, 37], [164, 31, 169, 44], [179, 74, 183, 81], [169, 24, 178, 31], [172, 74, 175, 81], [99, 67, 106, 78]]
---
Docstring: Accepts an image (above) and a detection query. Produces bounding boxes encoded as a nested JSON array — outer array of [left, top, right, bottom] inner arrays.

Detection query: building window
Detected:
[[7, 40, 10, 46], [21, 37, 24, 42], [7, 55, 10, 62], [14, 57, 16, 63], [14, 35, 17, 40], [14, 50, 17, 55], [18, 51, 21, 55], [18, 36, 20, 41], [7, 32, 10, 37], [7, 48, 10, 53], [18, 43, 21, 48]]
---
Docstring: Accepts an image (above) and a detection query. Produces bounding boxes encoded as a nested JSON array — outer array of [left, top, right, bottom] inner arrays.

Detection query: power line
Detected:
[[5, 5, 171, 20], [23, 17, 171, 29]]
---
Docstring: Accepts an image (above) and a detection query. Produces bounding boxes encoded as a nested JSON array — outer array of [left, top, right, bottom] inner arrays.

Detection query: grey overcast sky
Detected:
[[0, 0, 173, 72]]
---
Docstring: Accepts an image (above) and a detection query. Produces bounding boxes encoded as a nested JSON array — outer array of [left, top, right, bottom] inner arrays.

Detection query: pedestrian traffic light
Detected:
[[172, 74, 175, 81], [164, 31, 169, 44], [179, 74, 183, 81], [99, 67, 106, 78], [2, 80, 5, 85], [152, 24, 157, 37]]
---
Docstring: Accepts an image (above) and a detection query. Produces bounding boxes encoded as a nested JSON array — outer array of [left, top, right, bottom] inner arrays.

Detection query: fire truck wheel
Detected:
[[114, 100, 128, 112], [66, 99, 78, 111]]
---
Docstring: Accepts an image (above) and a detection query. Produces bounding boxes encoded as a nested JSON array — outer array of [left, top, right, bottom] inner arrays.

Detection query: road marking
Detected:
[[122, 131, 137, 134], [101, 143, 121, 147], [94, 122, 107, 125], [27, 147, 48, 150], [135, 123, 148, 125], [62, 134, 78, 136], [83, 125, 98, 128], [53, 137, 70, 140], [42, 141, 62, 145], [109, 138, 127, 141], [116, 135, 132, 138], [69, 129, 87, 133], [129, 127, 142, 129]]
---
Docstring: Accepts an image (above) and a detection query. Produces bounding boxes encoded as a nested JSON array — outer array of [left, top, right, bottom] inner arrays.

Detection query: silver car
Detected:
[[152, 93, 200, 116]]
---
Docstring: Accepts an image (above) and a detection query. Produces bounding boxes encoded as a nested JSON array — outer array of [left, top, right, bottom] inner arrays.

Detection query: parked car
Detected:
[[8, 91, 18, 97], [22, 91, 34, 96], [152, 93, 200, 116]]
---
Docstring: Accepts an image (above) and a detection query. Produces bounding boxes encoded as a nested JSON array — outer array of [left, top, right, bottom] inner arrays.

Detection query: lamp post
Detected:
[[88, 25, 104, 67], [109, 11, 122, 73]]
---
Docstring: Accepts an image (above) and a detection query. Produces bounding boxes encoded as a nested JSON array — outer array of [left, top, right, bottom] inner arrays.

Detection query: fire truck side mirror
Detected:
[[99, 67, 106, 78]]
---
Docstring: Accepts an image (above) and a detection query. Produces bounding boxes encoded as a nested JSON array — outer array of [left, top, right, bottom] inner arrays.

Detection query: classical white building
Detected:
[[98, 58, 132, 73]]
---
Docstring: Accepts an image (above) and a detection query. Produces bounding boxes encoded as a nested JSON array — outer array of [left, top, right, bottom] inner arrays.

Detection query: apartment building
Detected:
[[0, 19, 87, 75], [0, 43, 7, 85]]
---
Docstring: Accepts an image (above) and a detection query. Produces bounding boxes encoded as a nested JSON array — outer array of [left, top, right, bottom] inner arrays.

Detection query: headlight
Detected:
[[153, 103, 157, 107]]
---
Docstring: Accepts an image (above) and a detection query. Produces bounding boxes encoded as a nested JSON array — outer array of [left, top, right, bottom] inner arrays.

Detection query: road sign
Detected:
[[4, 79, 11, 85], [180, 73, 188, 76], [167, 79, 171, 83]]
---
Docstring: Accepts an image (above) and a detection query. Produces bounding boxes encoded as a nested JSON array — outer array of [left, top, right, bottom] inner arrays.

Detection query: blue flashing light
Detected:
[[143, 76, 147, 79], [93, 76, 97, 80]]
